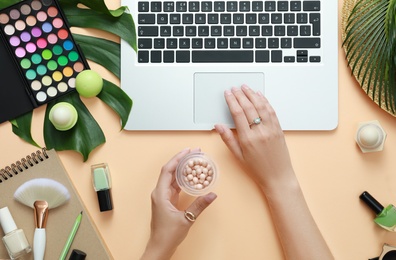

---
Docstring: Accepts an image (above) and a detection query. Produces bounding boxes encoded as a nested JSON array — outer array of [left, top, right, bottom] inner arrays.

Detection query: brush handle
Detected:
[[34, 228, 46, 260]]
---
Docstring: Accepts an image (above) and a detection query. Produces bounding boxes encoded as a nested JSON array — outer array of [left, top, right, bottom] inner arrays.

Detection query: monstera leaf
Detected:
[[1, 0, 136, 161], [342, 0, 396, 115]]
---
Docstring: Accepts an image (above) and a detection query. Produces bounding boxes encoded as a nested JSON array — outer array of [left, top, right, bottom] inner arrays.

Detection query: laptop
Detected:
[[121, 0, 338, 131]]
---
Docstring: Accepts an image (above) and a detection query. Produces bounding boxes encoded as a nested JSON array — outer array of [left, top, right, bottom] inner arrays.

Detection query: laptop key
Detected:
[[214, 2, 226, 12], [138, 39, 152, 49], [176, 2, 187, 12], [202, 2, 213, 12], [221, 14, 232, 24], [138, 2, 150, 12], [189, 2, 200, 12], [154, 38, 165, 49], [160, 26, 171, 36], [271, 50, 282, 62], [303, 1, 320, 11], [151, 51, 161, 62], [138, 51, 149, 62], [163, 50, 174, 62], [138, 26, 158, 36], [164, 2, 175, 12], [252, 1, 263, 11], [227, 1, 238, 12], [151, 2, 162, 12], [255, 38, 266, 48], [294, 38, 320, 48], [192, 50, 253, 62], [310, 56, 321, 62], [176, 51, 190, 62], [170, 14, 181, 24], [265, 1, 276, 11], [138, 14, 155, 24], [310, 13, 321, 36], [277, 1, 289, 11], [204, 38, 216, 48], [290, 1, 302, 11], [256, 50, 269, 62], [230, 38, 241, 48], [284, 56, 295, 62], [166, 38, 177, 48], [239, 1, 250, 12]]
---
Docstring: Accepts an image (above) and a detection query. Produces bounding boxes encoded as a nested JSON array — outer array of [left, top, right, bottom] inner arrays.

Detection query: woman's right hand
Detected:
[[215, 85, 296, 191]]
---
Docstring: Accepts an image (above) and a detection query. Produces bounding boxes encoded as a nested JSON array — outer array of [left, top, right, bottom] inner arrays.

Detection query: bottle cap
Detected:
[[97, 189, 113, 212], [360, 191, 384, 215], [0, 207, 18, 235], [69, 249, 87, 260]]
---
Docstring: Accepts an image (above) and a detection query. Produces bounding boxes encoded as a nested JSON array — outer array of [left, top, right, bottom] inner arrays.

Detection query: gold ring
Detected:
[[249, 117, 262, 127], [184, 211, 196, 222]]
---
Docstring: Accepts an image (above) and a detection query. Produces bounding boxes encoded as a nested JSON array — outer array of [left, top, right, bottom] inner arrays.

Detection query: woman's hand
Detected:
[[215, 85, 333, 260], [141, 148, 217, 260], [215, 85, 296, 192]]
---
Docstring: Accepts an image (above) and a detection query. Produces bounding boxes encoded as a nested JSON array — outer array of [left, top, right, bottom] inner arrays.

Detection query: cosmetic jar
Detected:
[[355, 120, 386, 153], [176, 152, 218, 196]]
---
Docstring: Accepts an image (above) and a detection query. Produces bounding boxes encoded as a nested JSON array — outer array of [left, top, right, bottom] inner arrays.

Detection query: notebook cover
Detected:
[[0, 149, 113, 260]]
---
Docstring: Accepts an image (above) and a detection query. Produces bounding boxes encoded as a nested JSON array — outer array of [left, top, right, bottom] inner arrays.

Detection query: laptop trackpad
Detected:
[[194, 72, 265, 126]]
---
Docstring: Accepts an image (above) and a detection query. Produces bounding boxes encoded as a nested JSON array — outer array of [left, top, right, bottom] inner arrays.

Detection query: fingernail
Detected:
[[241, 84, 249, 90], [257, 91, 264, 97], [214, 124, 224, 134], [204, 192, 217, 203], [224, 89, 232, 96]]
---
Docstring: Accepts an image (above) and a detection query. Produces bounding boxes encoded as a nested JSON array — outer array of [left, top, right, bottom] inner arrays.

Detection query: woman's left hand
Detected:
[[141, 148, 217, 260]]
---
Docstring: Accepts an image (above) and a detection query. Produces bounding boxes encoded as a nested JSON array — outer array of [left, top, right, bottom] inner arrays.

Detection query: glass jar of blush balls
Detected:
[[176, 153, 218, 196]]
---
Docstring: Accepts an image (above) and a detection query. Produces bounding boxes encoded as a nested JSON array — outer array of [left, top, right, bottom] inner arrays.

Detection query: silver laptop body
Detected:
[[121, 0, 338, 130]]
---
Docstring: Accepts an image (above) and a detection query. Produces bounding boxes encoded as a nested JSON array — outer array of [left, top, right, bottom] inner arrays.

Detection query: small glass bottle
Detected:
[[0, 207, 32, 259], [91, 163, 113, 212], [360, 191, 396, 231]]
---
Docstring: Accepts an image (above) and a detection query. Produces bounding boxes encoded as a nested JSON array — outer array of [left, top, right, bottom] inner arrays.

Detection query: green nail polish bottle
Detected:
[[360, 191, 396, 231]]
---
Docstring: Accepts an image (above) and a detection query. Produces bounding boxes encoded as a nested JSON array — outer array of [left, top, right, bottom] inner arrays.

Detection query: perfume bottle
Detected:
[[0, 207, 32, 259], [360, 191, 396, 231]]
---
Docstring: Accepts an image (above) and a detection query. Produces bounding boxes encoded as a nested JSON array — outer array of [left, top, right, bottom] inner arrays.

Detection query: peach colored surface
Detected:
[[1, 0, 396, 259]]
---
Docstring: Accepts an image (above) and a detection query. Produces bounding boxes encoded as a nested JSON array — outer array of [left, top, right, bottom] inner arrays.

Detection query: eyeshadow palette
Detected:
[[0, 0, 88, 123]]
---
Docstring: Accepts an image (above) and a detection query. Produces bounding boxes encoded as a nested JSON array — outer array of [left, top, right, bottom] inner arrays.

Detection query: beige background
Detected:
[[1, 0, 396, 259]]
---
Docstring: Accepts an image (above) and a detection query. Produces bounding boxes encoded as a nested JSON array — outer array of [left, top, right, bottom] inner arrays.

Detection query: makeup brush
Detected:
[[14, 178, 70, 260]]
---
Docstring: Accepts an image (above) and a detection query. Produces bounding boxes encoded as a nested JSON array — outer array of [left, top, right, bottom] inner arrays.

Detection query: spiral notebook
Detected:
[[0, 149, 112, 260]]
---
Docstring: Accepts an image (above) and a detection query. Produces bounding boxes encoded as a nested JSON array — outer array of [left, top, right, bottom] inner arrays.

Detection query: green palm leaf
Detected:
[[343, 0, 396, 114], [2, 0, 136, 161]]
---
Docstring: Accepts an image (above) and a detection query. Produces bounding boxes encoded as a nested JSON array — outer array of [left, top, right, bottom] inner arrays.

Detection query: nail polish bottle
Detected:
[[0, 207, 32, 259], [360, 191, 396, 231], [91, 163, 113, 212]]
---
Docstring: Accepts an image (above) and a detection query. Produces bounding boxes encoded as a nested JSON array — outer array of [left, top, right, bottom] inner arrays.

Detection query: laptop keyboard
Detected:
[[136, 1, 321, 63]]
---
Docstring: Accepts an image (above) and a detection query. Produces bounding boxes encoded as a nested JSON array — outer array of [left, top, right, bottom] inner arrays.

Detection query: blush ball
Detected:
[[75, 70, 103, 98]]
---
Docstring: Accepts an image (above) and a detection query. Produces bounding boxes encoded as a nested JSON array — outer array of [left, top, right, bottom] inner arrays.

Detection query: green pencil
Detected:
[[59, 211, 83, 260]]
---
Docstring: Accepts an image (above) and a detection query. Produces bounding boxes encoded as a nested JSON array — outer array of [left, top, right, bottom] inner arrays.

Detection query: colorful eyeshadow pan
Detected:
[[26, 15, 36, 26], [0, 0, 88, 105]]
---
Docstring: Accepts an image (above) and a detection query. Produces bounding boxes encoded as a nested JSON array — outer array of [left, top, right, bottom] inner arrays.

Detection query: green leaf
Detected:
[[343, 0, 396, 113], [0, 0, 20, 9], [44, 93, 106, 162], [74, 34, 120, 78], [60, 0, 126, 17], [60, 1, 137, 52], [97, 80, 133, 129], [11, 112, 40, 148]]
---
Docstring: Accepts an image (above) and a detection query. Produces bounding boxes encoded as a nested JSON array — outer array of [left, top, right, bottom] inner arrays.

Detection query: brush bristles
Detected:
[[14, 178, 70, 208]]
